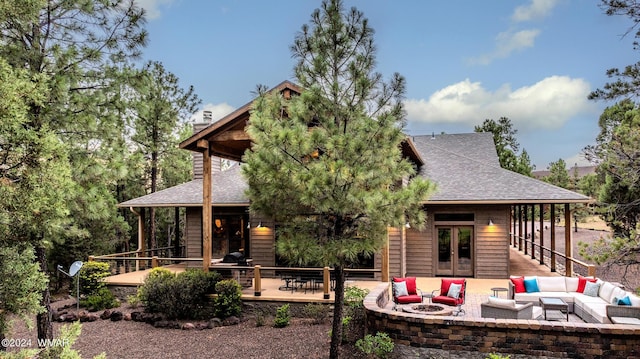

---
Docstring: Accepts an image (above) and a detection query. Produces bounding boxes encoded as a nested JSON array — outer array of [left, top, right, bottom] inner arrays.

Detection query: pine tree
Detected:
[[129, 61, 201, 253], [474, 117, 534, 175], [0, 0, 147, 340], [242, 1, 433, 357]]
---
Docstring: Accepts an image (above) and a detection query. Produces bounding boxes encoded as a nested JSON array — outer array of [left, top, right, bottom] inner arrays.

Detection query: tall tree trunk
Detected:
[[150, 150, 158, 255], [35, 246, 53, 343], [329, 265, 345, 359]]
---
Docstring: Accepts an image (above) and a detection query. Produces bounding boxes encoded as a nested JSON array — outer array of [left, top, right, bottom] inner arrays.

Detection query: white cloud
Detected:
[[404, 76, 594, 131], [564, 153, 593, 167], [134, 0, 175, 20], [469, 29, 540, 65], [512, 0, 560, 23], [190, 103, 236, 123]]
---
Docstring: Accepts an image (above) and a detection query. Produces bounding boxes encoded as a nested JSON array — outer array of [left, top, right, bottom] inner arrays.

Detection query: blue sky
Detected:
[[135, 0, 637, 170]]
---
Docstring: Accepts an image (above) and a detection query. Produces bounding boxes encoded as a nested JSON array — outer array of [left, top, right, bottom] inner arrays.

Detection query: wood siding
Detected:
[[248, 214, 275, 276], [388, 227, 402, 278], [406, 216, 433, 277], [404, 204, 510, 279], [185, 207, 202, 268]]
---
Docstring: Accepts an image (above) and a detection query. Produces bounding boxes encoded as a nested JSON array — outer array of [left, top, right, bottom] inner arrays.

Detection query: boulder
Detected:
[[124, 313, 132, 321], [110, 310, 124, 321], [207, 318, 222, 329], [81, 314, 99, 322], [222, 316, 240, 326], [100, 310, 112, 320], [181, 323, 196, 330]]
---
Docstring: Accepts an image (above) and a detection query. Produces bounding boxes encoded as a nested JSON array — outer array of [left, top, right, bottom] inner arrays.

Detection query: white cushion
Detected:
[[599, 282, 616, 302], [447, 283, 462, 299], [629, 293, 640, 307], [609, 286, 627, 304], [393, 281, 408, 297], [538, 276, 567, 292], [488, 296, 516, 308], [565, 277, 579, 292], [584, 281, 601, 297]]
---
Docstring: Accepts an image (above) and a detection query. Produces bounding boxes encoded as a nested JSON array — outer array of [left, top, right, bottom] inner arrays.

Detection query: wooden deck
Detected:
[[104, 247, 555, 301]]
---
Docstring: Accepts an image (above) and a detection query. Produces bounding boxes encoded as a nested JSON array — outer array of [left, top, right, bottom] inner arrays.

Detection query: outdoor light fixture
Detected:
[[57, 261, 84, 310], [246, 221, 251, 229], [488, 219, 494, 226], [405, 222, 411, 229], [256, 221, 262, 228]]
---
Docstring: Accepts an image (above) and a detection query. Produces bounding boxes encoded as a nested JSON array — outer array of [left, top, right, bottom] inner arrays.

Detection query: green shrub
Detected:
[[37, 322, 107, 359], [302, 303, 330, 324], [486, 354, 510, 359], [273, 303, 290, 328], [76, 262, 111, 296], [80, 287, 119, 311], [213, 279, 242, 318], [138, 268, 221, 319], [356, 332, 394, 359]]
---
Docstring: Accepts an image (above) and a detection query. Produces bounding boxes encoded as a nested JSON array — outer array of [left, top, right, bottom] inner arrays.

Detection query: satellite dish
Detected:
[[69, 261, 83, 277]]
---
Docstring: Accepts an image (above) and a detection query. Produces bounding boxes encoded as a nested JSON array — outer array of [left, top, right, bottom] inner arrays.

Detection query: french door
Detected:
[[436, 226, 474, 276]]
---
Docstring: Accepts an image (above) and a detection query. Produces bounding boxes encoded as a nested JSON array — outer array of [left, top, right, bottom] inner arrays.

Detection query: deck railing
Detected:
[[89, 245, 188, 274], [510, 233, 596, 277]]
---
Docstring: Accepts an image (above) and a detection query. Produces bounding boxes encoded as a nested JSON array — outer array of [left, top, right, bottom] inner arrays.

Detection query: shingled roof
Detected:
[[413, 133, 591, 204], [118, 163, 248, 207], [118, 132, 591, 207]]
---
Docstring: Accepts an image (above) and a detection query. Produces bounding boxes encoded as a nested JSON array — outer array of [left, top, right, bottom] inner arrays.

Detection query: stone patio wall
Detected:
[[364, 283, 640, 359]]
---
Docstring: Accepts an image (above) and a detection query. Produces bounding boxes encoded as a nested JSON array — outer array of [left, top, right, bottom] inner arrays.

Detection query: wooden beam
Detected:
[[518, 205, 523, 251], [565, 204, 572, 277], [196, 139, 209, 149], [523, 205, 528, 255], [202, 143, 212, 271], [550, 204, 556, 272], [212, 130, 251, 142]]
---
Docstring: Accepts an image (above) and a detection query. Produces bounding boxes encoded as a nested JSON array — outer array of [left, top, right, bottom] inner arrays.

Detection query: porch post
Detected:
[[381, 233, 389, 282], [518, 205, 523, 251], [531, 205, 536, 260], [539, 204, 544, 265], [523, 205, 528, 255], [550, 204, 556, 272], [564, 204, 572, 277], [174, 207, 180, 257], [202, 141, 212, 272]]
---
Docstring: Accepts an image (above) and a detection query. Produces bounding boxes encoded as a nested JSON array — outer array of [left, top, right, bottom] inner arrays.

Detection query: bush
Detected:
[[213, 279, 242, 318], [77, 262, 111, 296], [80, 287, 119, 311], [273, 303, 290, 328], [486, 354, 510, 359], [138, 268, 221, 319], [356, 332, 394, 359], [302, 303, 330, 324], [342, 286, 370, 343]]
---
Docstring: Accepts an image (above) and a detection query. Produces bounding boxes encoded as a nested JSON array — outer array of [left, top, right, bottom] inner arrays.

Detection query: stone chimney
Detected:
[[192, 111, 222, 180]]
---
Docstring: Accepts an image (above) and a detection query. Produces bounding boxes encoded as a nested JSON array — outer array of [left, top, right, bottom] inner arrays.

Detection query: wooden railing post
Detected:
[[254, 265, 262, 296], [88, 255, 95, 262], [323, 267, 330, 300], [151, 256, 158, 268], [587, 265, 596, 277]]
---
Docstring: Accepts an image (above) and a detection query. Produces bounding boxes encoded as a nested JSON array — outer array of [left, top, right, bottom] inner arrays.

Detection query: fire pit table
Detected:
[[402, 303, 455, 316]]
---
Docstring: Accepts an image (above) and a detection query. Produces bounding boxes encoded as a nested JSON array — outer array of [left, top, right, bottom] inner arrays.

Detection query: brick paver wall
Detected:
[[364, 284, 640, 359]]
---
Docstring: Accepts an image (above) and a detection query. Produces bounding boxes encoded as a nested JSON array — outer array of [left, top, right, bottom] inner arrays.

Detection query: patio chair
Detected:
[[431, 278, 466, 315], [391, 277, 422, 310]]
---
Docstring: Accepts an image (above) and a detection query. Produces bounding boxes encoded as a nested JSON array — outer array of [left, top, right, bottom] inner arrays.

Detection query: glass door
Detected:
[[436, 226, 474, 276]]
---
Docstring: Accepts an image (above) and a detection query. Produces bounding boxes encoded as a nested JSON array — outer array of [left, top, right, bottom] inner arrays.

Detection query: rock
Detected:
[[222, 316, 240, 326], [82, 314, 99, 322], [77, 310, 88, 320], [153, 320, 170, 328], [63, 312, 78, 322], [130, 311, 143, 322], [181, 323, 196, 330], [207, 318, 222, 328], [100, 310, 112, 320], [52, 310, 62, 322], [170, 321, 181, 329], [196, 323, 208, 330], [124, 313, 132, 321], [110, 311, 124, 321]]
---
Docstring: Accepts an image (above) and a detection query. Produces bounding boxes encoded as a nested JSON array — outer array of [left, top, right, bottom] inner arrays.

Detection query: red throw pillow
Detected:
[[510, 276, 526, 293], [577, 276, 597, 293], [393, 277, 417, 295]]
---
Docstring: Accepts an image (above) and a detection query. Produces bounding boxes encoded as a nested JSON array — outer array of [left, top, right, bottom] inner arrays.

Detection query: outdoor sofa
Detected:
[[481, 297, 543, 320], [508, 275, 640, 324]]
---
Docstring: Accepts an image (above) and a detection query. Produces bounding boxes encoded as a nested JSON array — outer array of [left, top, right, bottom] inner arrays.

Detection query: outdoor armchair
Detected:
[[431, 278, 466, 307], [391, 277, 422, 310], [481, 298, 541, 319]]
